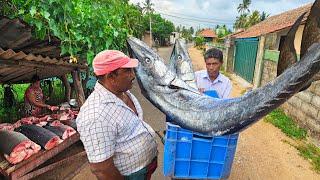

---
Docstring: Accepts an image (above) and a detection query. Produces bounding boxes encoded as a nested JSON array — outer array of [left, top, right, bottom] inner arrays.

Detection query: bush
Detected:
[[194, 36, 205, 47]]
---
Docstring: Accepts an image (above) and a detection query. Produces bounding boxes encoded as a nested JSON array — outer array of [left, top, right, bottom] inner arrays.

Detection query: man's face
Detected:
[[205, 58, 222, 78], [113, 68, 136, 92]]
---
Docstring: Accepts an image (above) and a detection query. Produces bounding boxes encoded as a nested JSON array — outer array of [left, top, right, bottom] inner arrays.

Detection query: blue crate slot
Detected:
[[163, 122, 239, 179]]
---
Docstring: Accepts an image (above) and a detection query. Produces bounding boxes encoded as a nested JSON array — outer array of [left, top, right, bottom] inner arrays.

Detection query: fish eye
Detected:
[[145, 58, 151, 64], [178, 55, 182, 60]]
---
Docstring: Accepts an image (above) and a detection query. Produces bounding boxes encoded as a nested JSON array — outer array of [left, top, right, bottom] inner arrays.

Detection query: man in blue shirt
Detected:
[[195, 48, 232, 99]]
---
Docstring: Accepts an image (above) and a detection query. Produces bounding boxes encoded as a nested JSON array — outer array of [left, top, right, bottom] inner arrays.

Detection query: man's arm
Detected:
[[90, 157, 124, 180]]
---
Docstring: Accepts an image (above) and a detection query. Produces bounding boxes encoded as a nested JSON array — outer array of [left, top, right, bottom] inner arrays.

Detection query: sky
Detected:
[[129, 0, 315, 31]]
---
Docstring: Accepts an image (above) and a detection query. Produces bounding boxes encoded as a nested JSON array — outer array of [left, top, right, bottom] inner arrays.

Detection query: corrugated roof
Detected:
[[0, 48, 87, 84], [0, 17, 88, 84], [234, 3, 312, 38], [199, 29, 217, 38]]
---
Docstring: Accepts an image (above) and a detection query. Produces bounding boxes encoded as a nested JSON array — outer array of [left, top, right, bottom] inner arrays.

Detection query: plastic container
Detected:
[[203, 90, 219, 98], [163, 89, 239, 179], [163, 123, 239, 179]]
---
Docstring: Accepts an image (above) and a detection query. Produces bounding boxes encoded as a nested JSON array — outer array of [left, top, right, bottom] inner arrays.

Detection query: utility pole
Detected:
[[145, 0, 153, 47], [149, 13, 152, 47]]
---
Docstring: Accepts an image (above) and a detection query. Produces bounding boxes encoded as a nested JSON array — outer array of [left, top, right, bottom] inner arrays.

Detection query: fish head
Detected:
[[174, 40, 192, 72], [127, 37, 175, 87]]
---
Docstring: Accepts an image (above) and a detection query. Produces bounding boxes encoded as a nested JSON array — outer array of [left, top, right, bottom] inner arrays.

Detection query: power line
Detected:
[[157, 11, 234, 25], [156, 9, 234, 23], [164, 16, 217, 27]]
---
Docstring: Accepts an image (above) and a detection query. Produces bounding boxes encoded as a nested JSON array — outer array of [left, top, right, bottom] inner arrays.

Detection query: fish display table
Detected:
[[0, 133, 84, 179]]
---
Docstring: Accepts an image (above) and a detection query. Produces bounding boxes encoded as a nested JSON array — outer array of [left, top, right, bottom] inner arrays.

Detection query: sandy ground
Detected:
[[71, 46, 320, 180]]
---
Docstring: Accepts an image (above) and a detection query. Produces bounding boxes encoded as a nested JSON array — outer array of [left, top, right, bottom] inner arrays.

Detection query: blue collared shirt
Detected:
[[195, 70, 232, 99]]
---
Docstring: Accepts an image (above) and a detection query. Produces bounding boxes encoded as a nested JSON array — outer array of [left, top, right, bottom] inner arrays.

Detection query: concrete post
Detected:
[[225, 38, 235, 73], [253, 35, 266, 88]]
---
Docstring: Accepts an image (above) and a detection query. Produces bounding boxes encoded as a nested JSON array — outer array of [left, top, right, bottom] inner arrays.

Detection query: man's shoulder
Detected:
[[78, 91, 115, 118], [219, 73, 231, 84]]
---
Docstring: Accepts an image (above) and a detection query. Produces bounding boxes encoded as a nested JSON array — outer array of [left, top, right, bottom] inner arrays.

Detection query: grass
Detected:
[[265, 109, 307, 140], [265, 108, 320, 173], [296, 143, 320, 173]]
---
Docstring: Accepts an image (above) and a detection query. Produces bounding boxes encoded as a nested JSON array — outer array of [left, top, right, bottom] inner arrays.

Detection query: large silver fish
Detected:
[[169, 39, 198, 89], [127, 34, 320, 135]]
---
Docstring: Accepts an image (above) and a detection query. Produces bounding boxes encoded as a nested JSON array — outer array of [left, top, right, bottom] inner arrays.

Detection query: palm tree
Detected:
[[234, 14, 248, 30], [142, 0, 154, 47], [237, 0, 251, 15], [247, 10, 261, 27], [260, 11, 270, 21]]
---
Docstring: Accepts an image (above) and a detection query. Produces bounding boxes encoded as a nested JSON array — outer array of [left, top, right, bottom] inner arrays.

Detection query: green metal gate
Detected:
[[234, 38, 259, 83]]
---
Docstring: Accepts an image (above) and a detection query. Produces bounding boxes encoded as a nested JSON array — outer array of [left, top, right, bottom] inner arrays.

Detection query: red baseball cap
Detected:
[[92, 50, 138, 76]]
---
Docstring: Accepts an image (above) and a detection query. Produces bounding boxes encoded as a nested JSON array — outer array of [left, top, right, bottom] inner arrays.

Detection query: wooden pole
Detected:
[[71, 70, 85, 107], [60, 74, 71, 103]]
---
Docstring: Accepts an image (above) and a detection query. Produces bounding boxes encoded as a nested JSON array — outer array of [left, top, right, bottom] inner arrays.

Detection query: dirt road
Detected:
[[72, 46, 320, 180]]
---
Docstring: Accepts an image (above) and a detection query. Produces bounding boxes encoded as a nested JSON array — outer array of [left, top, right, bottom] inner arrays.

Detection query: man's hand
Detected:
[[198, 88, 205, 94]]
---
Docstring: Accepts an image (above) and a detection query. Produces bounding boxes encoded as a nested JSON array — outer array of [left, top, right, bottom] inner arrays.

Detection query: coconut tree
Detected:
[[237, 0, 251, 15], [142, 0, 154, 46], [260, 11, 270, 21]]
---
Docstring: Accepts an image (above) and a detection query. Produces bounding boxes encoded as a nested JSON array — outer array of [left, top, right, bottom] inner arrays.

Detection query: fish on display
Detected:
[[44, 121, 76, 140], [127, 14, 320, 136], [169, 39, 198, 90], [16, 125, 62, 150], [0, 130, 41, 164]]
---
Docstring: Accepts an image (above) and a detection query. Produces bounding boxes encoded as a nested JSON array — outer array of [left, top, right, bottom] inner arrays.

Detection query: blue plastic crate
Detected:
[[163, 123, 239, 179], [163, 90, 239, 179]]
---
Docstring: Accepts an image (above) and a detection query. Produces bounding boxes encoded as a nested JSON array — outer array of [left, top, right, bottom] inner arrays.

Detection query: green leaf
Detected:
[[42, 11, 50, 20], [113, 31, 119, 37], [18, 9, 25, 15], [105, 38, 113, 49], [60, 45, 69, 55], [86, 50, 95, 65], [30, 6, 37, 17]]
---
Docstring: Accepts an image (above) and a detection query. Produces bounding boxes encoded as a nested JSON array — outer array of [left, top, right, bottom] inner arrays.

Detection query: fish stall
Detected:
[[0, 17, 89, 179]]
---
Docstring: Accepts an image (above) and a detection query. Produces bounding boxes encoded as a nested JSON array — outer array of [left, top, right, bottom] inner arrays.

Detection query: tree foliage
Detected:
[[215, 25, 232, 43], [237, 0, 251, 14], [194, 36, 205, 47], [144, 13, 174, 46], [1, 0, 147, 65], [234, 0, 269, 30]]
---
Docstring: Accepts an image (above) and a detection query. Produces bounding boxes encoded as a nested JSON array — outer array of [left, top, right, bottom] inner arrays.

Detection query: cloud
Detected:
[[129, 0, 315, 30]]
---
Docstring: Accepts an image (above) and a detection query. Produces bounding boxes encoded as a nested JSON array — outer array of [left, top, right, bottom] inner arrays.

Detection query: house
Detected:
[[198, 29, 217, 42], [225, 3, 320, 140]]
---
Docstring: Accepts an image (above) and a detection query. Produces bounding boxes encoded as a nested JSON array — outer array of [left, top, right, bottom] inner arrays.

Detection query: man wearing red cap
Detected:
[[76, 50, 158, 180]]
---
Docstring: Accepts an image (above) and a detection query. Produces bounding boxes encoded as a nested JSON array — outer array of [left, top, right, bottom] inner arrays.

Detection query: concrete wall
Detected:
[[260, 59, 277, 86], [260, 54, 320, 140]]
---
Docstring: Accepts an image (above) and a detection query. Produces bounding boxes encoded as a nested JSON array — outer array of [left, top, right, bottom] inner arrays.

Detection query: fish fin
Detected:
[[277, 12, 306, 76]]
